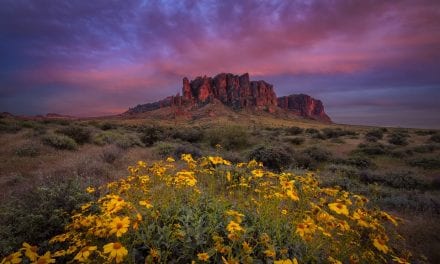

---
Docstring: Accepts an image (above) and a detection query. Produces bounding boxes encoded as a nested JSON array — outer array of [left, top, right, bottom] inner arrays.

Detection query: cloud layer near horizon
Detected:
[[1, 0, 439, 127]]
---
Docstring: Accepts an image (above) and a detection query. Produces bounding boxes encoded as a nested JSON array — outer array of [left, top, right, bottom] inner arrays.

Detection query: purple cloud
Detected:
[[0, 0, 439, 127]]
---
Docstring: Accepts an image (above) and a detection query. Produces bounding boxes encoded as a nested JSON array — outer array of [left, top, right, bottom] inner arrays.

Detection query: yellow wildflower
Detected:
[[225, 210, 244, 223], [372, 236, 389, 253], [226, 220, 244, 233], [109, 216, 130, 237], [22, 242, 38, 261], [328, 202, 349, 216], [274, 259, 298, 264], [32, 251, 55, 264], [281, 209, 288, 215], [381, 211, 398, 226], [392, 256, 410, 264], [251, 169, 264, 178], [242, 241, 252, 254], [86, 186, 95, 193], [327, 256, 342, 264], [226, 171, 232, 182], [103, 242, 128, 263], [264, 248, 276, 258], [139, 200, 153, 208], [166, 157, 175, 162], [73, 246, 97, 262], [1, 251, 21, 264], [197, 252, 210, 261]]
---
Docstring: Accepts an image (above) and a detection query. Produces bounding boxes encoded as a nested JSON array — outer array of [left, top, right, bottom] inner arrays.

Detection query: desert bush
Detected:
[[430, 133, 440, 143], [1, 155, 410, 263], [0, 120, 21, 133], [407, 157, 440, 170], [388, 132, 409, 146], [0, 177, 91, 256], [303, 146, 331, 162], [100, 145, 123, 164], [15, 142, 41, 157], [365, 129, 384, 141], [304, 128, 318, 134], [99, 122, 118, 130], [172, 127, 204, 143], [292, 152, 317, 170], [285, 126, 303, 135], [42, 133, 77, 150], [286, 136, 305, 145], [414, 130, 437, 136], [173, 144, 203, 159], [93, 131, 142, 149], [358, 170, 426, 190], [343, 155, 375, 169], [412, 144, 438, 153], [355, 143, 389, 156], [321, 128, 356, 139], [154, 141, 176, 158], [205, 126, 250, 150], [41, 119, 70, 126], [389, 148, 414, 158], [248, 145, 292, 171], [138, 125, 166, 147], [57, 125, 91, 144]]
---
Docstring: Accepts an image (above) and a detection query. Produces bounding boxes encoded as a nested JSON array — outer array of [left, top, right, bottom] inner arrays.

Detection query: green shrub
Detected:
[[248, 145, 293, 171], [388, 132, 408, 146], [413, 144, 438, 153], [99, 122, 118, 130], [100, 145, 123, 164], [355, 143, 389, 156], [305, 128, 319, 134], [430, 133, 440, 143], [407, 157, 440, 170], [344, 155, 375, 169], [15, 142, 41, 157], [0, 120, 22, 133], [138, 125, 166, 147], [285, 126, 303, 135], [365, 129, 384, 141], [415, 130, 437, 136], [154, 141, 176, 158], [303, 146, 331, 162], [173, 144, 203, 159], [321, 128, 357, 139], [57, 125, 91, 144], [0, 177, 91, 256], [42, 134, 77, 150], [286, 136, 305, 145], [205, 126, 250, 150], [358, 170, 426, 190], [172, 127, 204, 143], [93, 131, 142, 149]]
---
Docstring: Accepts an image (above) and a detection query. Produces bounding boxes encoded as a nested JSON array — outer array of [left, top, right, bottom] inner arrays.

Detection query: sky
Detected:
[[0, 0, 439, 128]]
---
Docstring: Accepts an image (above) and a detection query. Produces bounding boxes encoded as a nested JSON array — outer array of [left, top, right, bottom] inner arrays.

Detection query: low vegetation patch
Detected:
[[42, 133, 78, 150]]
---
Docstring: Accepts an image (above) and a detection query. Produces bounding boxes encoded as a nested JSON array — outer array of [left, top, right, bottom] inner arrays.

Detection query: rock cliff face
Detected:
[[277, 94, 331, 123], [126, 73, 331, 123], [182, 73, 277, 111]]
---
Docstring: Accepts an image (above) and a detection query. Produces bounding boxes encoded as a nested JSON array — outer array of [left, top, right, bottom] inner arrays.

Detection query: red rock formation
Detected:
[[277, 94, 332, 123], [125, 73, 331, 123]]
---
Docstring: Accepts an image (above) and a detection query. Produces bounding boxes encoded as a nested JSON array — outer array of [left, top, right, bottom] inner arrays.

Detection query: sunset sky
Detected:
[[1, 0, 439, 128]]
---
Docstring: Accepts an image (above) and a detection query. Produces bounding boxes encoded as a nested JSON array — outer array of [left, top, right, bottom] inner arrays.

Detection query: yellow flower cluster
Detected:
[[1, 154, 410, 264]]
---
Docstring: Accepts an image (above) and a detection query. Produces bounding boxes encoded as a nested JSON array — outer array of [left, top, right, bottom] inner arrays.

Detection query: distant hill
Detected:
[[124, 73, 331, 123]]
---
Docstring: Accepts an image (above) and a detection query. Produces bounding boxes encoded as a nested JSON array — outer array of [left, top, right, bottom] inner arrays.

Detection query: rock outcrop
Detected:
[[126, 73, 331, 123], [277, 94, 331, 123]]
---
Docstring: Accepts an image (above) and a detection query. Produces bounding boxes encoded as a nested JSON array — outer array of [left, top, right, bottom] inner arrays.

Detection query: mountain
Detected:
[[125, 73, 331, 123]]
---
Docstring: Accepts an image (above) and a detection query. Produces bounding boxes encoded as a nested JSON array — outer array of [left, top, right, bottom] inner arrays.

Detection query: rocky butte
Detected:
[[125, 73, 331, 123]]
